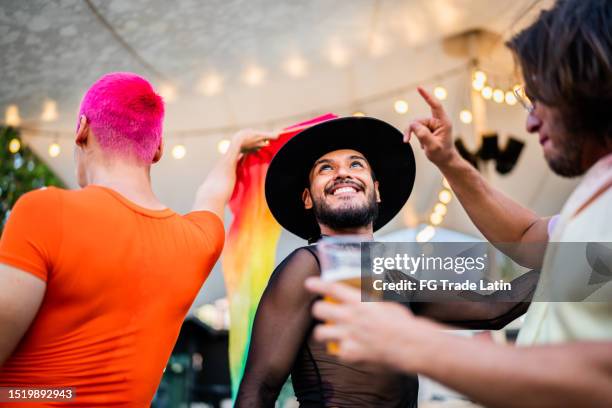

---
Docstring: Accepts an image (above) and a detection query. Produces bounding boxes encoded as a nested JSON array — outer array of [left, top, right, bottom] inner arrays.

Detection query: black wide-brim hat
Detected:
[[265, 116, 416, 241]]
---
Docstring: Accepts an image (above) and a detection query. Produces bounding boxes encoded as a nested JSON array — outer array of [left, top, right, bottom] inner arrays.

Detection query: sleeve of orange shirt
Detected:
[[184, 210, 226, 261], [0, 187, 62, 282]]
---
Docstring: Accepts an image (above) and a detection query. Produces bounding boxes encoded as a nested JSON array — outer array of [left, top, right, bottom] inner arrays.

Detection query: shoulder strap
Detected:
[[301, 244, 321, 269]]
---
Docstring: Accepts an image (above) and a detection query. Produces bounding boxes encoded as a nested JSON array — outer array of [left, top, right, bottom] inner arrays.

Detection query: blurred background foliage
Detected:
[[0, 126, 64, 233]]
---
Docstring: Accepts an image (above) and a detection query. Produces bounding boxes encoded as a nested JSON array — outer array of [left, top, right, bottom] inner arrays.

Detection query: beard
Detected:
[[545, 131, 585, 177], [312, 189, 379, 230]]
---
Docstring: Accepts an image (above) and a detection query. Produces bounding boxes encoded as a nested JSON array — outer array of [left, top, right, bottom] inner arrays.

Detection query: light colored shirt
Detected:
[[518, 153, 612, 345]]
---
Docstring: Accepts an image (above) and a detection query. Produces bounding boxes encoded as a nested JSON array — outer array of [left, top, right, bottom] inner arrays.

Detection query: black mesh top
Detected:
[[235, 245, 538, 407], [235, 246, 418, 407]]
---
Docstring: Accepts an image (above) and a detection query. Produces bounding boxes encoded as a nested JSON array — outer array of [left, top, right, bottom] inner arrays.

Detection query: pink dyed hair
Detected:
[[78, 72, 164, 163]]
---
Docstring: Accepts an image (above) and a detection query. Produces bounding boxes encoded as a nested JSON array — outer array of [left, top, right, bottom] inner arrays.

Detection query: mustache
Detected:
[[324, 179, 364, 195]]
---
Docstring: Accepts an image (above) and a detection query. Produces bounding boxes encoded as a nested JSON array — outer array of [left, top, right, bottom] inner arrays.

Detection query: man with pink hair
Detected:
[[0, 72, 275, 406]]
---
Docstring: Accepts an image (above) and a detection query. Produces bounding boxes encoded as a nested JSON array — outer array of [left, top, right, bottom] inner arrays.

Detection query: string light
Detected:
[[459, 109, 473, 124], [394, 99, 409, 114], [5, 105, 21, 127], [430, 212, 443, 226], [171, 144, 186, 159], [369, 33, 390, 57], [328, 40, 350, 67], [48, 142, 61, 158], [438, 189, 452, 204], [433, 86, 448, 100], [416, 225, 436, 242], [474, 71, 487, 83], [481, 86, 493, 100], [505, 91, 517, 105], [493, 89, 504, 103], [198, 73, 223, 96], [284, 54, 308, 78], [8, 138, 20, 154], [434, 202, 448, 216], [243, 64, 266, 86], [158, 83, 177, 102], [8, 67, 525, 151], [472, 79, 485, 91], [473, 70, 522, 107], [41, 100, 58, 122], [217, 139, 230, 154], [472, 70, 486, 91]]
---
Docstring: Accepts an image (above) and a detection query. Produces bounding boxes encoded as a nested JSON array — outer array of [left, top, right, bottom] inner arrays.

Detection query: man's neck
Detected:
[[85, 161, 165, 210], [319, 224, 374, 240]]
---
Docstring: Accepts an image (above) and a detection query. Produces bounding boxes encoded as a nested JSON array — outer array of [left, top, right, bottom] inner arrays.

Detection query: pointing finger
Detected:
[[417, 86, 449, 121]]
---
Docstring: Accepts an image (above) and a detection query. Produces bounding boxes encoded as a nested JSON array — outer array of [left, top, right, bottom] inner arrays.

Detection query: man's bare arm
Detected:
[[192, 129, 277, 218], [406, 333, 612, 408], [406, 87, 549, 268], [0, 264, 46, 365], [437, 152, 550, 268]]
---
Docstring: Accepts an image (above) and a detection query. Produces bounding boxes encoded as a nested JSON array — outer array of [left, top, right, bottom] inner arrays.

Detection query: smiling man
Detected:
[[234, 117, 420, 407], [303, 149, 381, 236]]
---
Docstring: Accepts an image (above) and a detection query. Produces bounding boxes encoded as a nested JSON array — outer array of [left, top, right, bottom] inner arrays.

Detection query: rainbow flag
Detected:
[[222, 114, 337, 398]]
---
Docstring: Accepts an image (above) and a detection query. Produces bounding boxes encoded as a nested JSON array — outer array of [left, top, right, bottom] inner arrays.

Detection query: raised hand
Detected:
[[232, 128, 279, 153], [404, 87, 456, 167]]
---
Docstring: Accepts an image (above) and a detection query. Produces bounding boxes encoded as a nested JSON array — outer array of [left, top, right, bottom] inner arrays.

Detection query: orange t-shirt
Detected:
[[0, 185, 224, 407]]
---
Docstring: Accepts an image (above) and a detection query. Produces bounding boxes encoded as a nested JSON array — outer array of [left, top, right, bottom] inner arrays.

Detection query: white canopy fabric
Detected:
[[1, 0, 577, 303]]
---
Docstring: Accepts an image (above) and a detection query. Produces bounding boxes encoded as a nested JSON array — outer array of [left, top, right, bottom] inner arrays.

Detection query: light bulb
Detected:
[[217, 139, 230, 154], [394, 99, 409, 114], [8, 138, 20, 154], [158, 83, 177, 102], [284, 54, 308, 78], [328, 42, 350, 67], [430, 212, 443, 226], [198, 73, 223, 96], [505, 91, 517, 105], [493, 89, 504, 103], [439, 189, 452, 204], [459, 110, 473, 124], [48, 142, 61, 158], [434, 86, 448, 100], [434, 203, 448, 216], [474, 70, 487, 83], [41, 100, 58, 122], [243, 65, 265, 86], [472, 79, 485, 91], [172, 144, 186, 159], [481, 86, 493, 100], [5, 105, 21, 127], [416, 225, 436, 243]]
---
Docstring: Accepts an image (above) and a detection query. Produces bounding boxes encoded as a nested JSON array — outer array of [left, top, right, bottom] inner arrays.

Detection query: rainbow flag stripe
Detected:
[[222, 114, 337, 399]]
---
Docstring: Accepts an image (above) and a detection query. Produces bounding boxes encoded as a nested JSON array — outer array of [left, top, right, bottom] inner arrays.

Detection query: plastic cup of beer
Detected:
[[317, 236, 363, 355]]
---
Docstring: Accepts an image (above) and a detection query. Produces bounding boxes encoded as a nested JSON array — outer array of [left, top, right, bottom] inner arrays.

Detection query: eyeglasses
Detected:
[[513, 85, 535, 113]]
